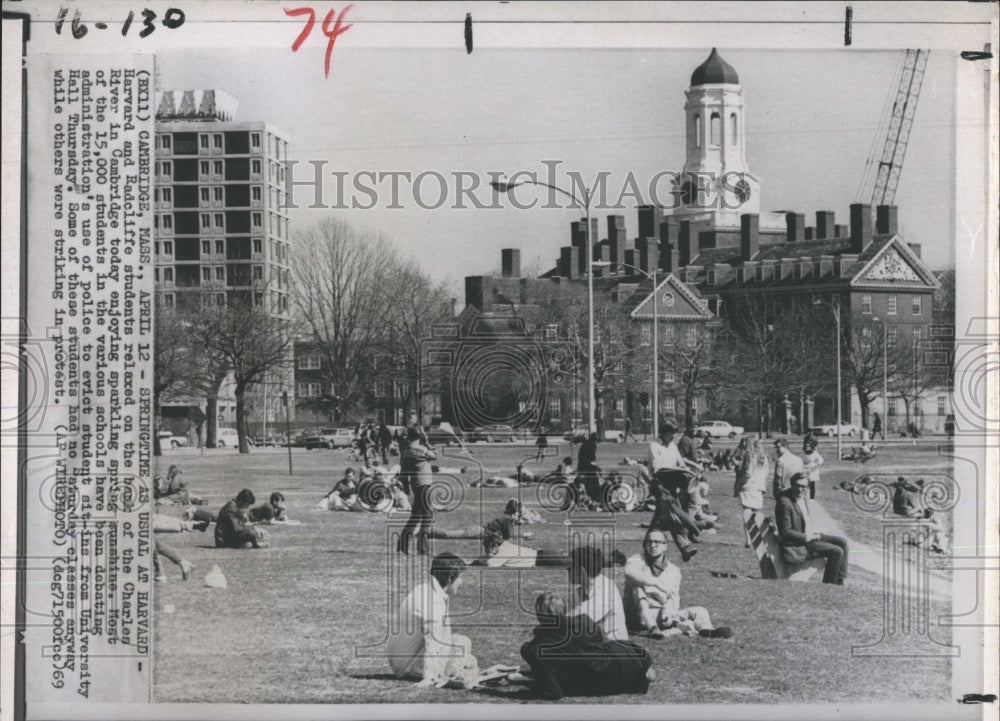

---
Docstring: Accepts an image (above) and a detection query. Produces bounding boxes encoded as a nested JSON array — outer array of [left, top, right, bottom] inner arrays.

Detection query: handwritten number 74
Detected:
[[284, 5, 353, 78]]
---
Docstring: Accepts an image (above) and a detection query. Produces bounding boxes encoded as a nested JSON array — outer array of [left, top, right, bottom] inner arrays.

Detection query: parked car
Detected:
[[466, 424, 519, 443], [808, 421, 859, 438], [157, 430, 188, 449], [943, 414, 955, 437], [301, 428, 354, 450], [216, 428, 252, 448], [424, 423, 466, 447], [252, 433, 283, 447], [694, 420, 745, 439]]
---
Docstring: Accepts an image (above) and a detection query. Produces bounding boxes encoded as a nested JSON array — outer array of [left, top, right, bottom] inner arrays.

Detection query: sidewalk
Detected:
[[809, 498, 951, 601]]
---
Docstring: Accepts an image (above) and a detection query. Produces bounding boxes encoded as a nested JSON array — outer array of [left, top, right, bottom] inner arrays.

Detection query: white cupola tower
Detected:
[[676, 48, 760, 215]]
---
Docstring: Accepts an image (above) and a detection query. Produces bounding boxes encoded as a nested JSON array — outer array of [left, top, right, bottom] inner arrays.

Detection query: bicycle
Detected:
[[342, 441, 377, 465]]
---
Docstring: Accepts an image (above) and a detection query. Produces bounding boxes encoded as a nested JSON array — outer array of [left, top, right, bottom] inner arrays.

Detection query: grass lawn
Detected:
[[152, 438, 955, 704]]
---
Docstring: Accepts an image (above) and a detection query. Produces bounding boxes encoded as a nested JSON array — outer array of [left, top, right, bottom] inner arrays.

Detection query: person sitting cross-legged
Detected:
[[775, 472, 848, 584], [215, 489, 268, 549], [519, 592, 655, 701], [623, 529, 731, 640], [321, 468, 361, 511]]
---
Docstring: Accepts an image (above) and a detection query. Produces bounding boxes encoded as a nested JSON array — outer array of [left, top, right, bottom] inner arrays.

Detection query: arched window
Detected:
[[694, 114, 701, 147], [730, 113, 738, 144], [710, 113, 721, 145]]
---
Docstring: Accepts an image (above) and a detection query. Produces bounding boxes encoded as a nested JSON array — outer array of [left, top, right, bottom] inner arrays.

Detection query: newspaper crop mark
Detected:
[[284, 4, 353, 78]]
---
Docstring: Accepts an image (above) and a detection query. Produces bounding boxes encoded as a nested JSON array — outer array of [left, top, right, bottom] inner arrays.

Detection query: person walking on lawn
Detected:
[[775, 473, 849, 585], [534, 427, 548, 462], [397, 426, 438, 555], [872, 412, 886, 441]]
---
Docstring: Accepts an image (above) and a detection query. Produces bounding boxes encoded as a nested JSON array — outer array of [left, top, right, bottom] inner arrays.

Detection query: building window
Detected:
[[913, 326, 922, 342], [213, 187, 223, 202], [202, 240, 211, 255], [215, 240, 224, 255], [571, 399, 582, 421], [707, 269, 716, 285], [686, 326, 697, 346], [730, 113, 738, 144], [912, 296, 922, 315], [936, 395, 947, 416], [613, 399, 625, 419], [694, 114, 701, 148], [161, 134, 172, 150], [887, 397, 897, 416], [710, 113, 721, 145], [691, 398, 698, 415], [154, 268, 159, 282], [663, 398, 676, 417], [252, 159, 262, 176], [887, 295, 897, 315], [862, 326, 872, 340], [162, 240, 173, 255], [202, 267, 211, 282], [888, 361, 897, 381], [548, 397, 561, 421], [200, 160, 209, 176], [213, 161, 223, 177], [662, 367, 675, 384], [160, 161, 172, 179], [200, 135, 209, 150], [887, 326, 897, 346], [200, 213, 211, 229], [298, 382, 321, 398], [251, 132, 261, 149], [161, 188, 172, 204], [215, 266, 225, 281], [252, 186, 262, 202], [216, 293, 226, 307], [861, 294, 872, 314], [253, 292, 263, 306], [163, 267, 174, 282], [214, 213, 224, 229], [252, 212, 262, 230], [253, 266, 263, 280], [299, 355, 321, 370], [213, 133, 223, 149], [200, 187, 210, 203], [253, 238, 263, 254]]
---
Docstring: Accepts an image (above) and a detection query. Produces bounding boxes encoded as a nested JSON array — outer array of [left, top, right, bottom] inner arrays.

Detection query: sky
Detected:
[[157, 45, 958, 294]]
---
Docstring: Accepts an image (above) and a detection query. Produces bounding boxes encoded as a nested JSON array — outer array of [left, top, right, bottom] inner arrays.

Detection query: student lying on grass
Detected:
[[431, 500, 541, 542], [470, 531, 627, 569], [388, 552, 479, 689], [520, 592, 655, 701]]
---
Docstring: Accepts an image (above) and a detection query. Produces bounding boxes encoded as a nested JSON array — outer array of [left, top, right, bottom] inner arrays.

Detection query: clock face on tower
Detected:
[[735, 178, 751, 204]]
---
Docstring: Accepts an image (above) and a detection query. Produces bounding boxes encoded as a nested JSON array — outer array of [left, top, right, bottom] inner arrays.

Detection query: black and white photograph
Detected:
[[2, 2, 997, 719]]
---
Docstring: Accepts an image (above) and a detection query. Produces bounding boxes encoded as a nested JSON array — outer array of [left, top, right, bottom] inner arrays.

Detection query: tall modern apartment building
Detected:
[[154, 89, 293, 433]]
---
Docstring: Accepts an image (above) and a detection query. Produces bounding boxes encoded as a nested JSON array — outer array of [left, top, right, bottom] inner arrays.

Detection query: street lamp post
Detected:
[[873, 316, 889, 435], [814, 298, 843, 459], [593, 260, 659, 440], [491, 179, 597, 434]]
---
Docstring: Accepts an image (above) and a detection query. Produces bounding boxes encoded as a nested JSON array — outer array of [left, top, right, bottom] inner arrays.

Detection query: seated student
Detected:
[[215, 489, 268, 549], [248, 492, 288, 523], [520, 592, 654, 701], [775, 473, 848, 584], [568, 545, 628, 641], [623, 529, 731, 639], [154, 465, 208, 506], [471, 531, 627, 569], [321, 468, 360, 511], [387, 553, 479, 688], [894, 478, 945, 553], [553, 456, 574, 479]]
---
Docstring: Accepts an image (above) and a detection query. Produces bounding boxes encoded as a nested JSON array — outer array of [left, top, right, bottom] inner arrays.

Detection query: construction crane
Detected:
[[856, 49, 929, 206]]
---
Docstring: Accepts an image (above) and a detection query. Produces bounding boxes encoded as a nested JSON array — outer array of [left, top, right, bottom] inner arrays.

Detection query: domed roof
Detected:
[[690, 48, 739, 86]]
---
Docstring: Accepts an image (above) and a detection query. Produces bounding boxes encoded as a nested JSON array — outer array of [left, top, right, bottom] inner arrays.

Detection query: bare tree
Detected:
[[291, 219, 399, 421], [659, 320, 724, 429], [887, 336, 945, 431], [841, 318, 885, 431], [190, 297, 294, 453], [153, 298, 201, 455]]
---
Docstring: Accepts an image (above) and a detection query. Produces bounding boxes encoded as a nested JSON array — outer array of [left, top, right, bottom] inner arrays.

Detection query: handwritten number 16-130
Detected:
[[55, 7, 186, 38], [284, 5, 353, 78]]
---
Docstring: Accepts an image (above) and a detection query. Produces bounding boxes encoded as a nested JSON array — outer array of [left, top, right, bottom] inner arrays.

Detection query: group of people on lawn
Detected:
[[389, 533, 731, 699]]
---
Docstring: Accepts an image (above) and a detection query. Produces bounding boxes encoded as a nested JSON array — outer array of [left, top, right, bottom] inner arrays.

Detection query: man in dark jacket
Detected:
[[520, 592, 654, 700], [775, 473, 848, 584], [377, 422, 393, 464], [576, 432, 602, 507], [215, 488, 267, 549], [397, 427, 438, 555]]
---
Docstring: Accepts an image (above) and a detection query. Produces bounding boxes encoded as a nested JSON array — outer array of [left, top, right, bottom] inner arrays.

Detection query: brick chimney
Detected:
[[850, 203, 874, 253], [638, 237, 658, 274], [876, 205, 899, 236], [805, 227, 814, 241], [624, 249, 636, 275], [679, 221, 693, 267], [465, 276, 491, 311], [816, 211, 835, 239], [559, 246, 580, 280], [785, 212, 805, 243], [608, 215, 627, 270], [501, 248, 521, 278], [637, 205, 664, 239], [835, 224, 848, 238], [740, 214, 760, 261]]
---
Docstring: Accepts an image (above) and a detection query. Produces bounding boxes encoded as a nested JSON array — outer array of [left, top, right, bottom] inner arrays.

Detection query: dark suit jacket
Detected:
[[774, 491, 810, 564]]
